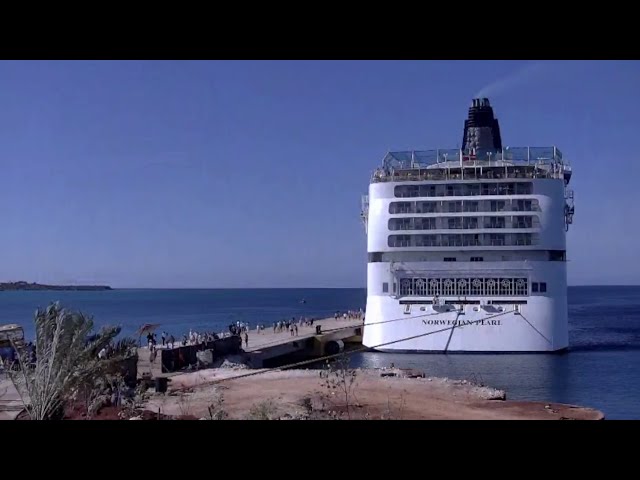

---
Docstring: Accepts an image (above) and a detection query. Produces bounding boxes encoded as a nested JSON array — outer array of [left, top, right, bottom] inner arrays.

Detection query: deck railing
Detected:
[[372, 146, 570, 183]]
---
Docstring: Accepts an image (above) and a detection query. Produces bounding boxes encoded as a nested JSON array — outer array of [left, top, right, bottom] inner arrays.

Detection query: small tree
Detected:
[[8, 302, 131, 420], [319, 353, 359, 420], [206, 390, 229, 420]]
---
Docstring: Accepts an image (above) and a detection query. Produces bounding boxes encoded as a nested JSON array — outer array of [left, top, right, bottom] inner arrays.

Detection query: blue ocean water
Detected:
[[0, 288, 367, 340], [1, 286, 638, 419]]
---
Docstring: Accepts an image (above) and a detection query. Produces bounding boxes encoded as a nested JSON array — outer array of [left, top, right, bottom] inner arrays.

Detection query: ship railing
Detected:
[[361, 194, 369, 213], [372, 146, 568, 183], [390, 266, 534, 275], [388, 233, 539, 248]]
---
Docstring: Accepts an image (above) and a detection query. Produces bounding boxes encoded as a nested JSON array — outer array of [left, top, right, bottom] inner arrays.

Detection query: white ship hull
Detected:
[[363, 259, 569, 352], [363, 293, 568, 353]]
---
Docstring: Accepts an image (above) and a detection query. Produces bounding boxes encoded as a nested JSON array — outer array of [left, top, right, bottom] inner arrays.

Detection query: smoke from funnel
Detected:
[[474, 62, 547, 99]]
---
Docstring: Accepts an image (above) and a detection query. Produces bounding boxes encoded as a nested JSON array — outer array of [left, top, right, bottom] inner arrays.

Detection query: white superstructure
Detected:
[[361, 98, 575, 352]]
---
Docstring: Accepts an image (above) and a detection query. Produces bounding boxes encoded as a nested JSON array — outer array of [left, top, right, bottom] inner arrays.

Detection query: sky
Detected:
[[0, 60, 638, 288]]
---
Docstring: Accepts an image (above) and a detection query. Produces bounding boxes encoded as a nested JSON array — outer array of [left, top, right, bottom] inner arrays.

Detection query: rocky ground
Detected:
[[142, 367, 605, 420], [3, 362, 605, 420]]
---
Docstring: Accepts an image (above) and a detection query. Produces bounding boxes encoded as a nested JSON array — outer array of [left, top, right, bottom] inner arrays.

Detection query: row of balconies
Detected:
[[388, 233, 537, 248], [388, 216, 538, 231], [394, 182, 533, 198], [389, 199, 539, 214]]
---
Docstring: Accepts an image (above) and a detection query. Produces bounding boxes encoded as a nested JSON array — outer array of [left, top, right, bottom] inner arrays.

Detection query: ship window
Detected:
[[489, 234, 505, 246], [444, 257, 456, 262], [513, 216, 533, 229], [514, 199, 533, 212], [389, 218, 412, 230], [463, 234, 481, 246], [482, 184, 499, 195], [470, 257, 483, 262], [467, 185, 481, 196], [443, 235, 462, 247], [515, 183, 533, 195], [389, 202, 413, 214], [463, 217, 478, 229], [415, 217, 436, 230], [382, 282, 389, 293], [485, 217, 505, 229], [549, 250, 566, 261], [416, 235, 439, 247], [490, 201, 506, 212], [448, 201, 463, 213], [419, 185, 437, 197], [539, 282, 547, 293], [464, 201, 479, 212], [368, 252, 383, 262], [532, 282, 539, 292], [514, 233, 532, 245], [394, 186, 420, 198], [388, 235, 411, 247], [446, 184, 464, 197], [416, 202, 436, 213], [448, 218, 462, 229]]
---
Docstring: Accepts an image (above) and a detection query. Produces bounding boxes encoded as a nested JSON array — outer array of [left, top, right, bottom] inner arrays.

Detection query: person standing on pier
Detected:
[[161, 331, 167, 347], [244, 331, 248, 348]]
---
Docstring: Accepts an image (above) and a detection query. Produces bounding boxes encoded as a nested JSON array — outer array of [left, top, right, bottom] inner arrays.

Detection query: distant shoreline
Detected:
[[0, 282, 112, 291]]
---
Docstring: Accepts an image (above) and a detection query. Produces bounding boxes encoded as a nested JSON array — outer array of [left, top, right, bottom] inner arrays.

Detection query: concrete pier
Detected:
[[243, 317, 363, 368], [137, 335, 242, 378], [0, 375, 23, 420], [136, 317, 364, 377]]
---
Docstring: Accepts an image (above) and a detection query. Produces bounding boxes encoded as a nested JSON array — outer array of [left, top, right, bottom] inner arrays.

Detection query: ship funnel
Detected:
[[462, 97, 502, 152]]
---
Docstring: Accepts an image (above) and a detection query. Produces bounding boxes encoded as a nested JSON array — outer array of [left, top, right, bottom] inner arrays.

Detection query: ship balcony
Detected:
[[388, 233, 539, 248], [388, 216, 539, 231], [394, 182, 534, 198], [389, 199, 540, 215]]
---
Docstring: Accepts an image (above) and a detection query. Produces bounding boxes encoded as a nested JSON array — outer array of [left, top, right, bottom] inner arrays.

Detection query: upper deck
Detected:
[[371, 147, 572, 185]]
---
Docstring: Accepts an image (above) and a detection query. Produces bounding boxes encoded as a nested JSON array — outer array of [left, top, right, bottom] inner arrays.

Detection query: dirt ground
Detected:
[[144, 368, 605, 420]]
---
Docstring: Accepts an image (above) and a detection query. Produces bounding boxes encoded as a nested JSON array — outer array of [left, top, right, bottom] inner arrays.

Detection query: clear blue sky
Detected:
[[0, 60, 638, 287]]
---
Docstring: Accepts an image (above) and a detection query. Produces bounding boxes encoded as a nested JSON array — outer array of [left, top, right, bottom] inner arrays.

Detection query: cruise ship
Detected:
[[360, 98, 575, 352]]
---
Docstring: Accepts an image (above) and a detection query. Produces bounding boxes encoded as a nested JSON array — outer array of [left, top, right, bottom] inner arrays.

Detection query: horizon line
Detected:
[[45, 284, 640, 289]]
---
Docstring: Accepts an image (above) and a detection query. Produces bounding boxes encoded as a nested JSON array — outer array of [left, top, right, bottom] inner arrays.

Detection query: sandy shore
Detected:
[[144, 367, 605, 420]]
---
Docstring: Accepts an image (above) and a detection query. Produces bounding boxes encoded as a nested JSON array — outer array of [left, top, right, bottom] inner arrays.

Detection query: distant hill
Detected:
[[0, 281, 112, 291]]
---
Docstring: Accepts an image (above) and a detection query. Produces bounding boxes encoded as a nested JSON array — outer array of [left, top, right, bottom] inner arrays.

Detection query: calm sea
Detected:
[[1, 286, 638, 419]]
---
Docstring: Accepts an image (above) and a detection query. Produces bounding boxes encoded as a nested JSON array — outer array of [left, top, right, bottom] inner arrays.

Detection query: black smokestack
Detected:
[[462, 98, 503, 152]]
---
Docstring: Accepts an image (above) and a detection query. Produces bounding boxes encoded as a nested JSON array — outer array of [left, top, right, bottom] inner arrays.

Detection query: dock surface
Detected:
[[243, 317, 363, 352], [0, 374, 24, 420]]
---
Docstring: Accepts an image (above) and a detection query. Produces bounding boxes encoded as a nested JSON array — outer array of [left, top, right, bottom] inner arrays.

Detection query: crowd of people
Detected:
[[141, 309, 365, 352], [334, 309, 364, 321], [145, 329, 225, 351]]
